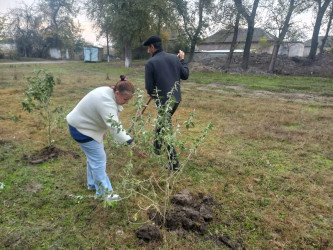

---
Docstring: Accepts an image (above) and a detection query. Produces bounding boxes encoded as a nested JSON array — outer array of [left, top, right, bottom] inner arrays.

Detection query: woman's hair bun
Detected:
[[120, 75, 127, 81]]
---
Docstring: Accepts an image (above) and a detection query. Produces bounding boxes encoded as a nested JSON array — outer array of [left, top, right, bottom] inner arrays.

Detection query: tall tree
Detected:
[[87, 0, 155, 67], [173, 0, 215, 63], [225, 12, 241, 70], [217, 0, 244, 70], [234, 0, 260, 70], [319, 0, 333, 54], [308, 0, 332, 60], [39, 0, 80, 54], [265, 0, 309, 73], [0, 16, 6, 40], [7, 3, 45, 57]]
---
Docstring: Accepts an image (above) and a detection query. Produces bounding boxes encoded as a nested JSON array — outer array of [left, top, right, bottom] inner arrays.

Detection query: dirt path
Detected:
[[0, 60, 72, 65], [183, 82, 333, 105]]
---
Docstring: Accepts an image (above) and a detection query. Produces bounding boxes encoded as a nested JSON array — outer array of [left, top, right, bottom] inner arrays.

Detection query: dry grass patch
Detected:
[[0, 61, 332, 249]]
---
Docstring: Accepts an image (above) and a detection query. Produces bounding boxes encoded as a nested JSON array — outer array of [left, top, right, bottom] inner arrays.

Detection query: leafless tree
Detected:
[[308, 0, 332, 60], [233, 0, 260, 70], [265, 0, 310, 73], [173, 0, 215, 63], [319, 0, 333, 54]]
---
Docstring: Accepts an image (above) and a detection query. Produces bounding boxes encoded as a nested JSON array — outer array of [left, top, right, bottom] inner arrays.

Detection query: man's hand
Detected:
[[177, 50, 185, 60]]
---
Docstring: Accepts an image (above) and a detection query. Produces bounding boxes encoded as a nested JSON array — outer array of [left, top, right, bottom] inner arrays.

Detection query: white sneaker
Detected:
[[98, 194, 119, 201]]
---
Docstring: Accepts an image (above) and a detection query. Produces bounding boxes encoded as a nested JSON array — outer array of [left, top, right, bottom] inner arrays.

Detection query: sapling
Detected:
[[21, 69, 63, 146], [104, 86, 213, 233]]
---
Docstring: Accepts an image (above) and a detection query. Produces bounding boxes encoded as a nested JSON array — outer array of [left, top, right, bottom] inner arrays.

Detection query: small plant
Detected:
[[105, 86, 213, 232], [21, 69, 63, 146]]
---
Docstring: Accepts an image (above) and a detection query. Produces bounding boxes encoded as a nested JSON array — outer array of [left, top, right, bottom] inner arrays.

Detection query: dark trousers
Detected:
[[154, 102, 179, 168]]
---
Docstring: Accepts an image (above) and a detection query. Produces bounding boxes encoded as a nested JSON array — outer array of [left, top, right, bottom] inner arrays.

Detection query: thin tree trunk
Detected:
[[319, 2, 333, 54], [188, 39, 196, 63], [268, 0, 295, 73], [242, 24, 254, 70], [234, 0, 260, 70], [308, 0, 332, 60], [124, 39, 132, 68], [225, 13, 240, 70], [268, 44, 280, 73], [106, 31, 110, 63]]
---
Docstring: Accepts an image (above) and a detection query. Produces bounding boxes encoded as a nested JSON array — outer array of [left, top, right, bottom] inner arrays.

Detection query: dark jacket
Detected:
[[145, 50, 189, 104]]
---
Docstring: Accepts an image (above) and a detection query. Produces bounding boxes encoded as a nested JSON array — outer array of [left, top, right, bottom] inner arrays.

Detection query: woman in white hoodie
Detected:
[[67, 75, 144, 201]]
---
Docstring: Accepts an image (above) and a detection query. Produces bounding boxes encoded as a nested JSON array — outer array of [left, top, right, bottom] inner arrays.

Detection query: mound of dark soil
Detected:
[[136, 224, 162, 242], [146, 189, 214, 235], [22, 145, 79, 164], [136, 189, 244, 248]]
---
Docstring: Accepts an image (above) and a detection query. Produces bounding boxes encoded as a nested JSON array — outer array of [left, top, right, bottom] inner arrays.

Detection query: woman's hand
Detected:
[[130, 142, 148, 159]]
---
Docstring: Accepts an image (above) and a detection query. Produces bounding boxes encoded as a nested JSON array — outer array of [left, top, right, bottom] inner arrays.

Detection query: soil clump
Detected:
[[22, 145, 79, 164], [136, 189, 243, 248]]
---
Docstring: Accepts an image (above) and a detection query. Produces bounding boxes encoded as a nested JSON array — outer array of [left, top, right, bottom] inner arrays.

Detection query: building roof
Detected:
[[201, 28, 276, 44], [304, 36, 333, 47]]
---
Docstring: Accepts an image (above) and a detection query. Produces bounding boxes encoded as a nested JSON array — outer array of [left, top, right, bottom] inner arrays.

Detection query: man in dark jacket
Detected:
[[143, 35, 189, 171]]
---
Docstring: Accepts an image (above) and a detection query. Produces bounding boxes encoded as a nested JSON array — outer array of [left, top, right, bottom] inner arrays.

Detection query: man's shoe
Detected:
[[87, 186, 96, 191], [165, 163, 180, 171]]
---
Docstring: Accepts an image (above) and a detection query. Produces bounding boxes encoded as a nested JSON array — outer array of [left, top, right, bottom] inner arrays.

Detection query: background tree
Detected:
[[0, 15, 6, 40], [319, 0, 333, 54], [233, 0, 260, 70], [264, 0, 310, 73], [7, 3, 45, 57], [86, 0, 154, 67], [173, 0, 215, 63], [38, 0, 80, 57], [215, 0, 244, 70], [308, 0, 332, 60]]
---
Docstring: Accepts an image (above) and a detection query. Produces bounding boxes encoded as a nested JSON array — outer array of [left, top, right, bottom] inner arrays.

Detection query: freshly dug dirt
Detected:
[[136, 189, 243, 248], [136, 224, 162, 242], [147, 189, 214, 235], [22, 145, 79, 164]]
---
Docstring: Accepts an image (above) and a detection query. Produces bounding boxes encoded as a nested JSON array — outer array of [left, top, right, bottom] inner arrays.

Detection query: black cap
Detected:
[[143, 35, 161, 46]]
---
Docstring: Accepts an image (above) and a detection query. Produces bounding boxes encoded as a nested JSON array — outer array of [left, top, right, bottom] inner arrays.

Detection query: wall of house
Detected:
[[198, 42, 274, 54], [49, 48, 62, 59], [279, 43, 304, 57]]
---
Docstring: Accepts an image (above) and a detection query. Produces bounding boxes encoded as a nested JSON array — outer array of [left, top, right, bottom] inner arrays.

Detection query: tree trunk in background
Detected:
[[106, 31, 110, 63], [319, 2, 333, 55], [234, 0, 260, 70], [308, 0, 332, 60], [188, 39, 197, 63], [242, 23, 255, 70], [225, 12, 240, 70], [124, 39, 132, 68], [268, 0, 295, 73]]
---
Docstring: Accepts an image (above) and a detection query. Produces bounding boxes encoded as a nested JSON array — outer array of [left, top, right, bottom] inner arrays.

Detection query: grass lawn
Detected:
[[0, 61, 332, 249]]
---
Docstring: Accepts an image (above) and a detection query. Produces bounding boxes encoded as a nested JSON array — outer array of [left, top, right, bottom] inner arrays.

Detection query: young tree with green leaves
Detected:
[[22, 70, 63, 146]]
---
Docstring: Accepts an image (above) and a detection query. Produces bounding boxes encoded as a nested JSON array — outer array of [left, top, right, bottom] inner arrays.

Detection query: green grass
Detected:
[[190, 72, 333, 96], [0, 60, 333, 249]]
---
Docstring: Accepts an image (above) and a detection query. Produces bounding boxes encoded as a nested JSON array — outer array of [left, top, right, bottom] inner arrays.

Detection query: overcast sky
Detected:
[[0, 0, 319, 44], [0, 0, 103, 46]]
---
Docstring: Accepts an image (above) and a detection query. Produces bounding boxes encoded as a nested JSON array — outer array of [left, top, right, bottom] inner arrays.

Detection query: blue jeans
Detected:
[[78, 140, 113, 195]]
